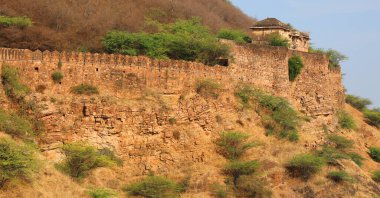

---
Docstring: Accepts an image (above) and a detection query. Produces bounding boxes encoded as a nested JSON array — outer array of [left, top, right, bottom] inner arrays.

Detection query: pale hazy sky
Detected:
[[231, 0, 380, 107]]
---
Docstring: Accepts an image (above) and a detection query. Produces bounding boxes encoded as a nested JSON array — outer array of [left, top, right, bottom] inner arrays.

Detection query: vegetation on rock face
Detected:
[[0, 137, 38, 187], [0, 15, 32, 28], [288, 55, 304, 81], [346, 94, 372, 111], [345, 94, 380, 127], [103, 18, 230, 65], [1, 65, 30, 103], [286, 154, 325, 180], [217, 28, 251, 43], [327, 171, 353, 183], [369, 147, 380, 163], [235, 176, 272, 198], [337, 110, 356, 130], [51, 71, 64, 83], [71, 84, 99, 95], [309, 47, 348, 69], [211, 184, 228, 198], [216, 131, 256, 160], [124, 175, 183, 198], [57, 143, 120, 178], [0, 110, 35, 138], [315, 135, 363, 167], [372, 171, 380, 183], [235, 84, 300, 141], [267, 33, 290, 47], [364, 109, 380, 127], [87, 188, 117, 198], [195, 79, 222, 99], [327, 135, 354, 150], [224, 160, 260, 185]]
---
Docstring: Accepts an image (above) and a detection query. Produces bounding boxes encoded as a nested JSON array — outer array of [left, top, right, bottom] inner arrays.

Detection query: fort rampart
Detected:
[[0, 43, 344, 117]]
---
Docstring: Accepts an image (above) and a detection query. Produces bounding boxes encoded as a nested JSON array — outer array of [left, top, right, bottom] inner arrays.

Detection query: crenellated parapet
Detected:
[[0, 44, 344, 116]]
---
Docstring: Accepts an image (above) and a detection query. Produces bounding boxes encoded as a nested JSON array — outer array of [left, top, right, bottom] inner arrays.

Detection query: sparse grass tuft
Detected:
[[345, 94, 372, 111], [0, 137, 38, 188], [1, 65, 30, 102], [87, 188, 117, 198], [327, 171, 353, 183], [195, 79, 221, 99], [372, 171, 380, 183], [124, 175, 183, 198], [224, 160, 259, 186], [234, 85, 300, 142], [235, 176, 272, 198], [57, 143, 120, 178], [216, 131, 256, 160], [327, 135, 354, 150], [286, 154, 325, 180], [337, 110, 356, 130], [0, 109, 35, 138], [364, 109, 380, 127], [51, 71, 64, 83], [369, 147, 380, 163], [71, 84, 99, 95], [211, 184, 228, 198]]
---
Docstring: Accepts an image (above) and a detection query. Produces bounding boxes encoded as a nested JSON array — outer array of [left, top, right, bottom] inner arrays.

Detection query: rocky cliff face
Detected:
[[0, 45, 379, 198]]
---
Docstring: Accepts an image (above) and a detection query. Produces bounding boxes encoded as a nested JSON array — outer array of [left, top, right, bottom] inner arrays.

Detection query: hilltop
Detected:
[[0, 0, 254, 52]]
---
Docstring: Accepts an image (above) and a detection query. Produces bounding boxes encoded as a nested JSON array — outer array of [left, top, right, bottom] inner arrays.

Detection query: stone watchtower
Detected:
[[249, 18, 310, 52]]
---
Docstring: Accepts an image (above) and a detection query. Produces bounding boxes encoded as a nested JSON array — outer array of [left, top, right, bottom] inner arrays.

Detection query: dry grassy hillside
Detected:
[[0, 0, 254, 51]]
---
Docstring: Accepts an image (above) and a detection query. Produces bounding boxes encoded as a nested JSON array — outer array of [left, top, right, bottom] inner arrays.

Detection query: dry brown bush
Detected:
[[0, 0, 255, 52]]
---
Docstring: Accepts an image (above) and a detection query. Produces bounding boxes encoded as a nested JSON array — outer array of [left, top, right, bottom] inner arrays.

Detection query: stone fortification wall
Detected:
[[0, 44, 344, 116]]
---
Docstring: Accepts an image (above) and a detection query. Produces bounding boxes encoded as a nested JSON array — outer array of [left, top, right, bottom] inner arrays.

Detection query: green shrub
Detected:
[[224, 160, 259, 185], [51, 71, 64, 83], [327, 171, 353, 183], [102, 18, 230, 66], [124, 175, 183, 198], [195, 79, 221, 99], [235, 176, 272, 198], [369, 147, 380, 162], [314, 146, 349, 166], [217, 28, 251, 43], [58, 143, 120, 178], [288, 55, 304, 81], [0, 110, 35, 138], [345, 95, 372, 111], [327, 135, 354, 150], [71, 84, 99, 95], [87, 188, 117, 198], [211, 184, 228, 198], [0, 15, 32, 28], [216, 131, 256, 160], [372, 171, 380, 183], [348, 152, 364, 167], [286, 154, 325, 180], [309, 47, 347, 69], [364, 109, 380, 127], [337, 110, 356, 130], [234, 84, 255, 108], [1, 65, 30, 102], [267, 33, 290, 47], [168, 117, 177, 125], [0, 137, 38, 187], [235, 85, 300, 141]]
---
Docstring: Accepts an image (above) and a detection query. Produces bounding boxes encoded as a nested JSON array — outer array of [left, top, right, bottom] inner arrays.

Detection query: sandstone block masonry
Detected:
[[0, 43, 344, 117]]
